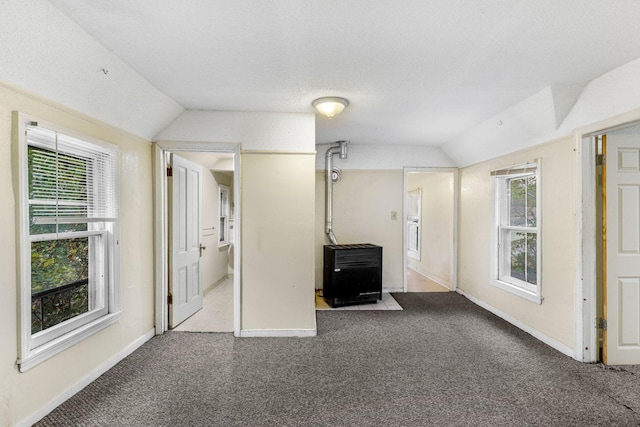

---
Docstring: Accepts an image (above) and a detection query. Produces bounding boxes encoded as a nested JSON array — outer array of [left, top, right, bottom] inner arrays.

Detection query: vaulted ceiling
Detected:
[[48, 0, 640, 147]]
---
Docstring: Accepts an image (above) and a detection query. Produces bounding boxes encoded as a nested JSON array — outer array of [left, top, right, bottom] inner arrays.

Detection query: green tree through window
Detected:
[[29, 146, 90, 333]]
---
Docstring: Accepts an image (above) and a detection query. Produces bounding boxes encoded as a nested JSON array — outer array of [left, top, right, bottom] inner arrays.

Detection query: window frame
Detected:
[[218, 184, 230, 247], [490, 160, 543, 304], [407, 187, 421, 260], [15, 113, 122, 372]]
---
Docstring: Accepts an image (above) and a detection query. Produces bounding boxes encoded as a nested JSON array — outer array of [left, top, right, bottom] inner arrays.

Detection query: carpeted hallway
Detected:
[[36, 293, 640, 426]]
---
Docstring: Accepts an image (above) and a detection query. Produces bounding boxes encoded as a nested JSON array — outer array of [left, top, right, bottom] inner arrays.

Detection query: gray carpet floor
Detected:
[[36, 293, 640, 426]]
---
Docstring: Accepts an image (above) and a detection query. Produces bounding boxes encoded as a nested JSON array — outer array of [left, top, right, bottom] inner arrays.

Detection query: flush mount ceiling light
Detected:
[[312, 97, 349, 118]]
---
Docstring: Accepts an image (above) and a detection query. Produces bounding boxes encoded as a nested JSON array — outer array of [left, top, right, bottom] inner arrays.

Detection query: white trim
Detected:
[[18, 312, 122, 372], [239, 328, 317, 338], [457, 289, 574, 358], [383, 287, 404, 293], [407, 266, 451, 290], [232, 145, 241, 337], [17, 328, 155, 427], [577, 134, 596, 362], [153, 141, 241, 337], [490, 280, 543, 305], [153, 143, 168, 335], [402, 167, 459, 293]]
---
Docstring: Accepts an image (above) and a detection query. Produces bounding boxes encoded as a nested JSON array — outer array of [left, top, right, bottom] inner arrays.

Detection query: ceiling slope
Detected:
[[0, 0, 184, 140]]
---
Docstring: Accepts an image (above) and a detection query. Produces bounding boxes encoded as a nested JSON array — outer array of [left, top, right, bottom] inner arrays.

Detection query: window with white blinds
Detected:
[[17, 115, 121, 372], [26, 123, 118, 232]]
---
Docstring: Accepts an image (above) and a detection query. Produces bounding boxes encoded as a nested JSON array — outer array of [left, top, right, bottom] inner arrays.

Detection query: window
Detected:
[[491, 161, 542, 304], [16, 114, 121, 371], [219, 184, 230, 247], [407, 188, 421, 260]]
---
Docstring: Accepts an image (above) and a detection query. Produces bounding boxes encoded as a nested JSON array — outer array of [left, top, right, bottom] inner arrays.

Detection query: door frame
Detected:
[[576, 108, 640, 363], [402, 167, 459, 293], [153, 141, 241, 336]]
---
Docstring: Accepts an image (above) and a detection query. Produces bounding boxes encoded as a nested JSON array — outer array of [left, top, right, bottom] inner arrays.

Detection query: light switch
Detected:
[[391, 211, 398, 220]]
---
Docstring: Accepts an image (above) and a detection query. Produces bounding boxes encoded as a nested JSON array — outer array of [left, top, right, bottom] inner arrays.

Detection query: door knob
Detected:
[[199, 244, 207, 257]]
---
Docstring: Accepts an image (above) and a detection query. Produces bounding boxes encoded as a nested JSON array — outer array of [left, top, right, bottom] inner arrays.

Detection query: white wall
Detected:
[[0, 0, 183, 140], [407, 172, 454, 288], [156, 110, 316, 152], [315, 143, 455, 170], [0, 83, 155, 427], [443, 57, 640, 167]]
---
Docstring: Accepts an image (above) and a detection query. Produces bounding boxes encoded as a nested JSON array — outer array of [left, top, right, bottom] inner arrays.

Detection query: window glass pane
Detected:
[[526, 175, 536, 227], [508, 177, 527, 227], [219, 185, 230, 245], [526, 232, 537, 285], [508, 231, 537, 286], [29, 145, 90, 234], [31, 237, 90, 333], [58, 223, 89, 233], [507, 175, 536, 228], [28, 205, 57, 235], [220, 217, 226, 243], [28, 146, 57, 200]]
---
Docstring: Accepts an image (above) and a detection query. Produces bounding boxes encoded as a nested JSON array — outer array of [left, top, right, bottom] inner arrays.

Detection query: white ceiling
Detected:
[[48, 0, 640, 147]]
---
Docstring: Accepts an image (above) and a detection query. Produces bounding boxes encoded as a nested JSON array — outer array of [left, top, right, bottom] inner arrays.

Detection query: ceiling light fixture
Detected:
[[312, 97, 349, 118]]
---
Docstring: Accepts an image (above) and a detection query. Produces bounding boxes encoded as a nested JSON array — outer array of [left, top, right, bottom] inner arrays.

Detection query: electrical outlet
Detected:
[[391, 211, 398, 220]]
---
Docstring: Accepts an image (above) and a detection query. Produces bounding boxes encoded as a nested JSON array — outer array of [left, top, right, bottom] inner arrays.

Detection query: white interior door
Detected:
[[169, 153, 203, 328], [605, 132, 640, 364]]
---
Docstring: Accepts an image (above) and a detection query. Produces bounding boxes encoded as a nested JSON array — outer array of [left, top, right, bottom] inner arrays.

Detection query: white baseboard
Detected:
[[410, 267, 451, 289], [456, 289, 575, 359], [383, 287, 404, 293], [239, 328, 317, 338], [19, 328, 155, 427]]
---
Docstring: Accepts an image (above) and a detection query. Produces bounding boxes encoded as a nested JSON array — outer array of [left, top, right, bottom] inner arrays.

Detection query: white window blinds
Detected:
[[26, 123, 118, 227]]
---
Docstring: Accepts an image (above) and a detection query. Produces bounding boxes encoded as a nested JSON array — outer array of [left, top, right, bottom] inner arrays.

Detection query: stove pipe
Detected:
[[325, 140, 349, 245]]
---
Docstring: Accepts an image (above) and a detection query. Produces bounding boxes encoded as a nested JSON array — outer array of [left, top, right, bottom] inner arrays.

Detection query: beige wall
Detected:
[[201, 170, 233, 292], [315, 170, 404, 291], [241, 153, 316, 331], [407, 172, 454, 287], [457, 137, 576, 349], [0, 83, 155, 426]]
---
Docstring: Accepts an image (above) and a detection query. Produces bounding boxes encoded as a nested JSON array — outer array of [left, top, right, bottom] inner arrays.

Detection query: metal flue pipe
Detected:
[[325, 140, 349, 245]]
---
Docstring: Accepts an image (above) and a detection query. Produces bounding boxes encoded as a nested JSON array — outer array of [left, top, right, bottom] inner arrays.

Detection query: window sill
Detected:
[[491, 279, 543, 304], [18, 311, 122, 372]]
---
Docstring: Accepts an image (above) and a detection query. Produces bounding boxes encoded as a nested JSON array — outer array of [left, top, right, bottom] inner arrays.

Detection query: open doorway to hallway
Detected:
[[153, 142, 241, 336], [168, 151, 235, 332], [404, 168, 458, 293]]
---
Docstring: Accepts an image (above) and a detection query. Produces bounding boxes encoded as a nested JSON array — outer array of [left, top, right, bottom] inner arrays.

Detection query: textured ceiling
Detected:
[[48, 0, 640, 146]]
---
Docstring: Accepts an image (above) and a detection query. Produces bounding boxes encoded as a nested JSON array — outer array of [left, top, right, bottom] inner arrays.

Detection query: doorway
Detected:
[[580, 118, 640, 365], [153, 142, 241, 336], [169, 151, 235, 332], [403, 168, 458, 293]]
